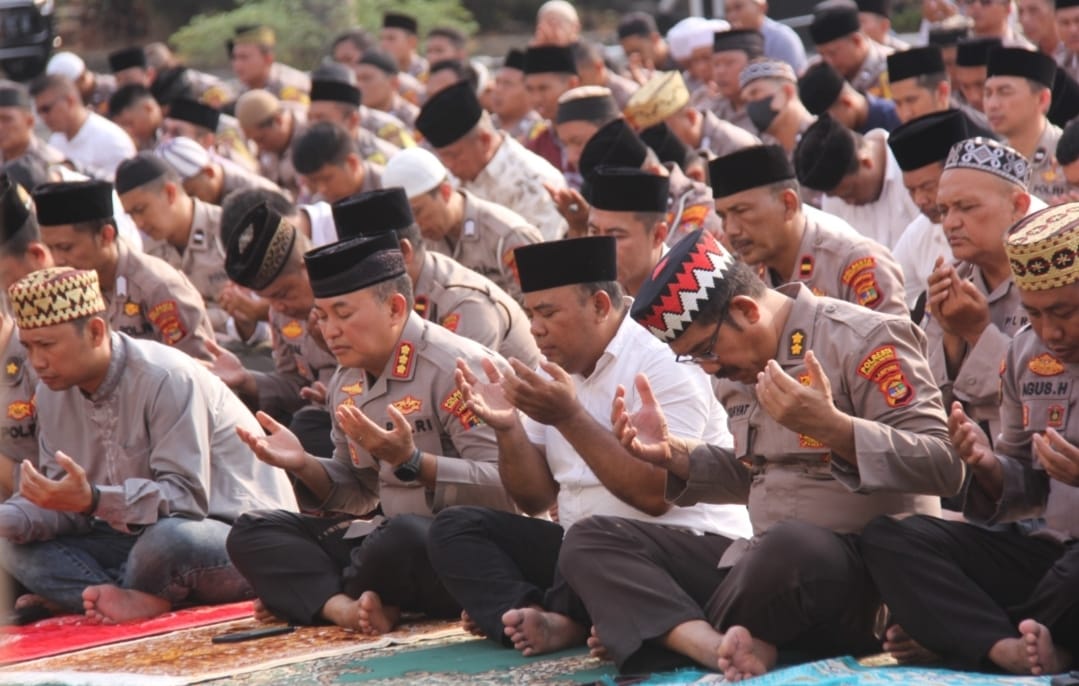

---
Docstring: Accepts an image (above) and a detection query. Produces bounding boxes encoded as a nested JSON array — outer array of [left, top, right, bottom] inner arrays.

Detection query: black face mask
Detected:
[[746, 94, 781, 134]]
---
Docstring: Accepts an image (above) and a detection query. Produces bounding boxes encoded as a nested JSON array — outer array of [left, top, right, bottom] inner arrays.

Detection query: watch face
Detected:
[[394, 463, 420, 482]]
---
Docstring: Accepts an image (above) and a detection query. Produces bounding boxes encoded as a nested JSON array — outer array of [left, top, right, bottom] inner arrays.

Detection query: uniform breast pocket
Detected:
[[1023, 398, 1072, 434], [729, 417, 751, 462]]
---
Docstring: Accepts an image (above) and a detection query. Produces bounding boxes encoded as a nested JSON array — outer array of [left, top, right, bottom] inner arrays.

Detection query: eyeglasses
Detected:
[[675, 320, 723, 365]]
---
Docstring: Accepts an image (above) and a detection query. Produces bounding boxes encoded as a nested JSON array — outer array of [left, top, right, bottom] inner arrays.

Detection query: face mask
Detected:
[[746, 93, 782, 134]]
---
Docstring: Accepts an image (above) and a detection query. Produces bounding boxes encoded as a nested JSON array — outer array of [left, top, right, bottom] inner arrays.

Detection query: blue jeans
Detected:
[[0, 517, 253, 613]]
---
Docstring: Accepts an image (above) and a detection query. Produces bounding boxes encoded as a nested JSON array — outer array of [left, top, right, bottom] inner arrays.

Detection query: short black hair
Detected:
[[70, 217, 116, 236], [331, 29, 373, 54], [1058, 117, 1079, 165], [108, 84, 155, 118], [427, 26, 467, 49], [578, 280, 626, 307], [429, 59, 479, 92], [291, 121, 357, 175], [29, 73, 75, 98], [694, 261, 767, 328], [912, 72, 948, 92], [371, 271, 415, 311]]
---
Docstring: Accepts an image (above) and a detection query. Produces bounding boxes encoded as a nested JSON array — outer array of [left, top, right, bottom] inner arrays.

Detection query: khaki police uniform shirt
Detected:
[[964, 326, 1079, 541], [699, 109, 760, 159], [850, 39, 893, 98], [0, 333, 297, 543], [105, 238, 217, 362], [1026, 121, 1069, 203], [424, 190, 543, 303], [664, 163, 725, 244], [356, 128, 399, 166], [668, 284, 962, 539], [761, 213, 908, 317], [462, 134, 569, 241], [414, 251, 540, 367], [605, 71, 640, 110], [925, 262, 1028, 438], [232, 62, 311, 106], [1, 330, 37, 490], [297, 312, 517, 518], [142, 199, 231, 335], [188, 69, 236, 109], [710, 95, 758, 136], [259, 118, 306, 198], [386, 93, 420, 132], [219, 156, 286, 199], [493, 110, 547, 146], [359, 106, 416, 149], [252, 309, 339, 419]]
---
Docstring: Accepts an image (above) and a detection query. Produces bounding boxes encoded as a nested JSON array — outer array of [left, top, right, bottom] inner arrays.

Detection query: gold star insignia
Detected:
[[5, 362, 17, 376]]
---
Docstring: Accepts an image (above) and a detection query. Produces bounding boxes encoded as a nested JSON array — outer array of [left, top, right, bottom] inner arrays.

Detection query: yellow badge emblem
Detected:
[[1028, 353, 1064, 377], [281, 320, 303, 339]]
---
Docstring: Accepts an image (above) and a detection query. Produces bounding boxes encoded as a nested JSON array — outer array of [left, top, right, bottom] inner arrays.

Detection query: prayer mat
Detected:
[[0, 601, 255, 665], [597, 656, 1055, 685], [0, 617, 465, 684]]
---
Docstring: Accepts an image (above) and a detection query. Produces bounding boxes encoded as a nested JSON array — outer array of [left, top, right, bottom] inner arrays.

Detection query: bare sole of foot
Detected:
[[82, 585, 170, 624], [1020, 619, 1072, 675], [989, 634, 1039, 675], [502, 607, 586, 657], [357, 591, 400, 635], [716, 625, 777, 682], [461, 610, 486, 638]]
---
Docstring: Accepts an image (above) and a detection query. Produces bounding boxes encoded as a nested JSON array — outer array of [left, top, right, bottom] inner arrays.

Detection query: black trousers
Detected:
[[226, 510, 458, 625], [559, 517, 878, 673], [860, 514, 1078, 670], [426, 506, 589, 646]]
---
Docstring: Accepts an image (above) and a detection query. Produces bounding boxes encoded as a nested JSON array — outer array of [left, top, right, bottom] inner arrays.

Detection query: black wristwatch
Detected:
[[393, 447, 424, 482]]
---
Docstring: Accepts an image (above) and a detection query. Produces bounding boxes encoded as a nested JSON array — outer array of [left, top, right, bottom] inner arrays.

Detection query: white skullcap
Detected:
[[382, 147, 448, 199], [667, 18, 707, 61], [46, 52, 86, 80], [154, 136, 211, 179], [677, 19, 730, 61], [538, 0, 579, 23]]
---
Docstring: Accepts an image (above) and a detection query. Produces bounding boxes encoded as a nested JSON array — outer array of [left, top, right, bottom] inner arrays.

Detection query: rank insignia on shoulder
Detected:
[[4, 356, 22, 380], [799, 255, 814, 279], [392, 341, 416, 378], [414, 295, 430, 318], [123, 301, 141, 317], [1028, 353, 1064, 377], [789, 330, 806, 357]]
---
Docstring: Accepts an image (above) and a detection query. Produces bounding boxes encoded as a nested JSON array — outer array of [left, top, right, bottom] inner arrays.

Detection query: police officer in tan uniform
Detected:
[[332, 189, 540, 368], [307, 69, 400, 167], [809, 3, 892, 98], [32, 180, 216, 361], [115, 154, 235, 339], [578, 118, 724, 244], [163, 97, 259, 174], [710, 145, 908, 316], [624, 70, 759, 160], [926, 137, 1044, 439], [235, 89, 307, 198], [557, 229, 962, 678], [214, 203, 339, 456], [226, 228, 518, 634], [357, 50, 422, 132], [861, 202, 1079, 675], [226, 25, 311, 107], [0, 177, 38, 500], [383, 147, 542, 302], [154, 136, 284, 207]]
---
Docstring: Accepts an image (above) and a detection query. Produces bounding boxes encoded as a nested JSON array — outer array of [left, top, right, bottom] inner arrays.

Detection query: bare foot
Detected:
[[716, 626, 777, 682], [587, 625, 610, 660], [82, 585, 171, 624], [883, 625, 939, 664], [356, 591, 401, 635], [502, 606, 587, 657], [1021, 619, 1072, 675], [461, 610, 486, 638], [989, 635, 1035, 674], [15, 594, 62, 614], [320, 593, 363, 630], [252, 598, 279, 623]]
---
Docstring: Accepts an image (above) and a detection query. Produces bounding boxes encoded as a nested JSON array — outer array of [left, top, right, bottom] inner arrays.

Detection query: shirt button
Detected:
[[825, 304, 836, 312]]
